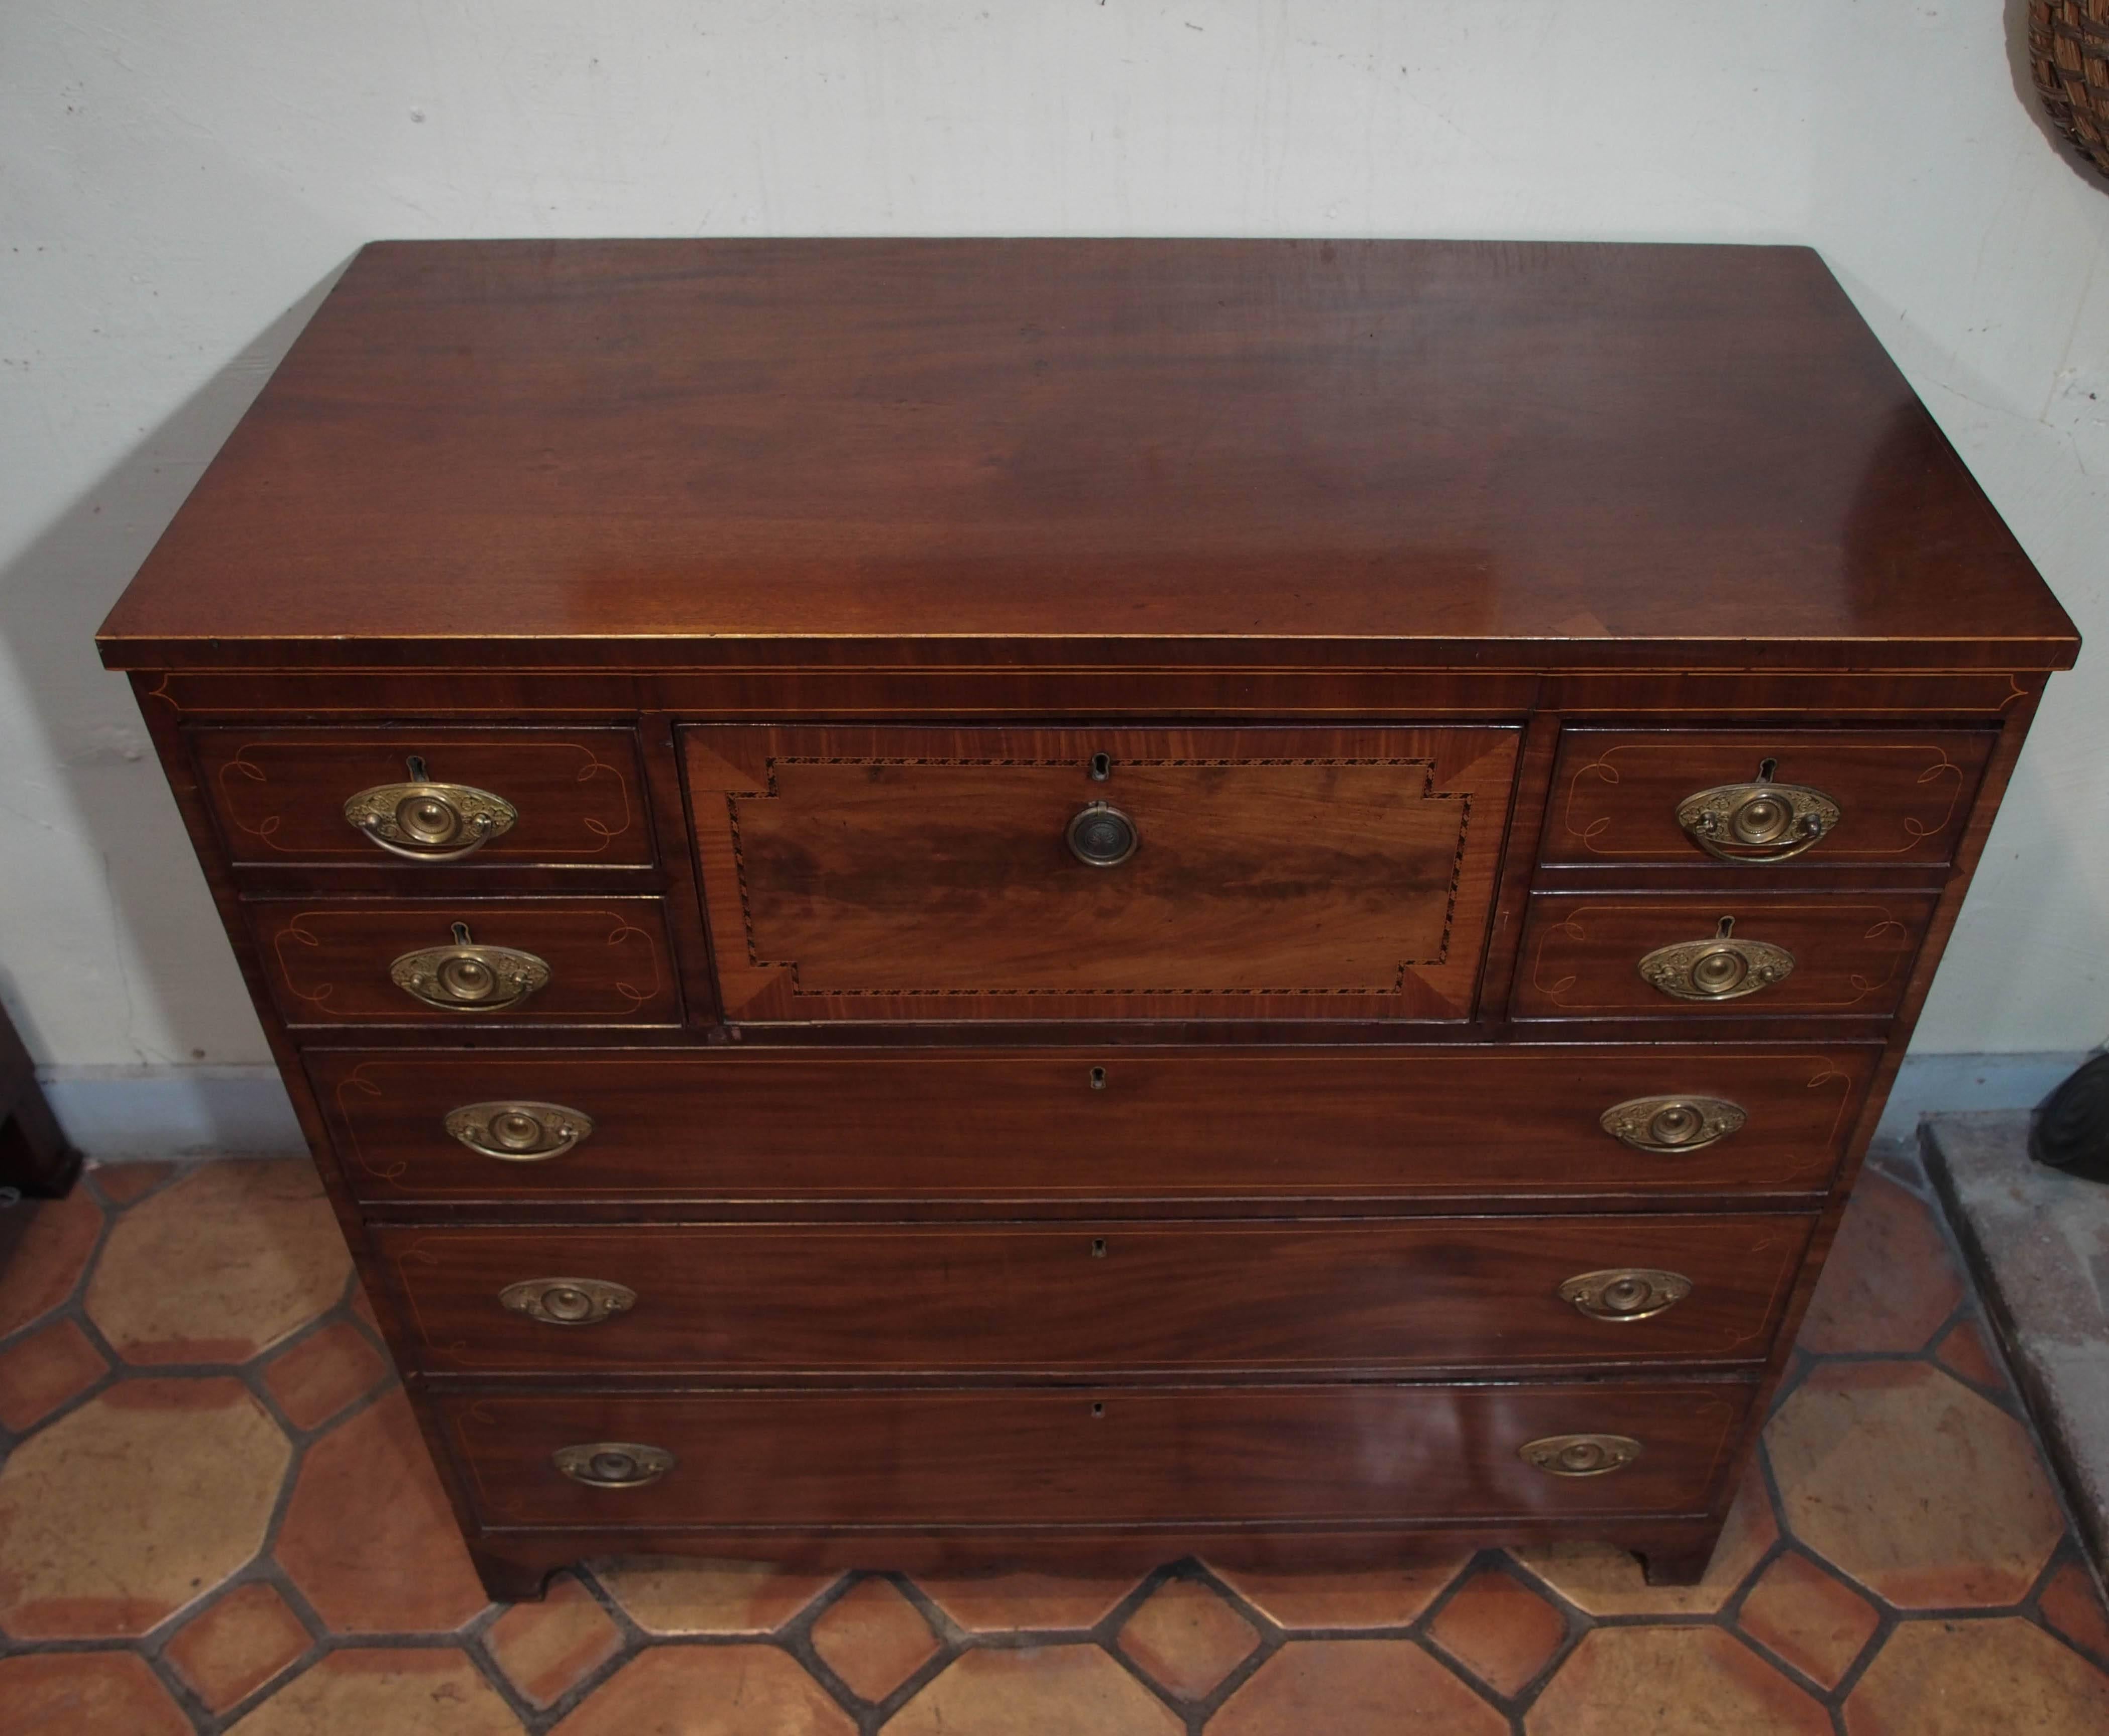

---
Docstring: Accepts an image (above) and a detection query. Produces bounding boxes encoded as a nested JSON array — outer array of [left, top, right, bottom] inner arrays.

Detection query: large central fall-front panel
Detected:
[[682, 725, 1521, 1023]]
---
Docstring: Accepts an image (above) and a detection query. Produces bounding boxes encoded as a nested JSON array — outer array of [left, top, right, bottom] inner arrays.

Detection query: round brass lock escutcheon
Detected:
[[1067, 801, 1138, 867], [398, 791, 463, 844], [1689, 945, 1748, 996], [1730, 791, 1791, 845], [1599, 1095, 1747, 1155], [436, 953, 497, 1002]]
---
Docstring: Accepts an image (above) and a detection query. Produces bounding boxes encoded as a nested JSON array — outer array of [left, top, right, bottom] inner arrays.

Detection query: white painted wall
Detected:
[[4, 3, 2106, 1153]]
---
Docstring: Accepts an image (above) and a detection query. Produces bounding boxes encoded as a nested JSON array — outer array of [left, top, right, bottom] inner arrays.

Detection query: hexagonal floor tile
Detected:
[[0, 1189, 103, 1339], [1212, 1640, 1505, 1735], [1510, 1459, 1776, 1617], [163, 1580, 314, 1713], [885, 1646, 1182, 1735], [485, 1573, 625, 1710], [552, 1647, 852, 1735], [1736, 1552, 1879, 1689], [808, 1577, 940, 1703], [1843, 1618, 2109, 1734], [86, 1159, 350, 1366], [1797, 1172, 1962, 1355], [0, 1376, 288, 1638], [1767, 1361, 2064, 1608], [273, 1389, 487, 1633], [1426, 1567, 1570, 1698], [0, 1651, 192, 1735], [1206, 1557, 1469, 1630], [590, 1557, 839, 1635], [0, 1316, 108, 1432], [1524, 1627, 1830, 1734], [226, 1647, 525, 1735]]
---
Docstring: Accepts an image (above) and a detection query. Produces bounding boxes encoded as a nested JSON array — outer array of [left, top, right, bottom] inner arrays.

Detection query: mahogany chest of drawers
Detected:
[[96, 239, 2078, 1598]]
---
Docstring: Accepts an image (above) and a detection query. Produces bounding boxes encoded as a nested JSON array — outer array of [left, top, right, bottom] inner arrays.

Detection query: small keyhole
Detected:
[[1090, 1238, 1108, 1258], [452, 921, 473, 945], [1715, 916, 1736, 939], [1088, 752, 1111, 782], [1088, 1066, 1106, 1091], [1090, 1402, 1106, 1418], [406, 754, 431, 782], [1756, 757, 1778, 783]]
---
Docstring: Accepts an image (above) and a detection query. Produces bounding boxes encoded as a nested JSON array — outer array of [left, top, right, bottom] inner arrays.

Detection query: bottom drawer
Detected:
[[441, 1380, 1752, 1531]]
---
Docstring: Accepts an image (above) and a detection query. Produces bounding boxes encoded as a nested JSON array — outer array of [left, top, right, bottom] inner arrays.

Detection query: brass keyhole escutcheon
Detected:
[[1599, 1095, 1747, 1154], [1637, 917, 1795, 1003], [1674, 758, 1840, 864], [553, 1441, 673, 1487], [1067, 801, 1138, 867], [344, 755, 518, 861], [1518, 1433, 1642, 1477], [444, 1101, 595, 1161]]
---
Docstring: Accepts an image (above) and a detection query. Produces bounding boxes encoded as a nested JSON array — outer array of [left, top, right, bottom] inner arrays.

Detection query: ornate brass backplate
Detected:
[[1599, 1095, 1747, 1154], [1637, 917, 1794, 1002], [500, 1277, 637, 1326], [1675, 777, 1840, 864], [1558, 1268, 1693, 1323], [390, 923, 550, 1011], [344, 757, 517, 861], [443, 1101, 595, 1162], [552, 1442, 674, 1488], [1518, 1434, 1643, 1477]]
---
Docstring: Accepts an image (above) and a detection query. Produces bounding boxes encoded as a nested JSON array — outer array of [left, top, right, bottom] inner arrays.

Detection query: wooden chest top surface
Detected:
[[97, 238, 2076, 674]]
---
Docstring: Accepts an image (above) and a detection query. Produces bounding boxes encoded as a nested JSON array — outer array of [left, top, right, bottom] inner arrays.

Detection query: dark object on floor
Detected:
[[0, 998, 81, 1199], [2031, 1051, 2109, 1183], [2031, 2, 2109, 183]]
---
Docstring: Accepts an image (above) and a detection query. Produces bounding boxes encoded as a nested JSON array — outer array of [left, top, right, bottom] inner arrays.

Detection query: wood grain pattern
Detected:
[[245, 898, 682, 1027], [95, 240, 2077, 674], [308, 1045, 1876, 1207], [685, 725, 1518, 1023], [377, 1214, 1812, 1377], [1544, 728, 1995, 867], [191, 727, 653, 868], [1514, 892, 1939, 1018]]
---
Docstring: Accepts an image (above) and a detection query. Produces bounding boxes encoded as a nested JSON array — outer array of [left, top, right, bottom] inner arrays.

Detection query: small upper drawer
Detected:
[[682, 724, 1521, 1023], [1514, 892, 1937, 1019], [245, 898, 682, 1027], [1543, 729, 1995, 869], [191, 728, 654, 869]]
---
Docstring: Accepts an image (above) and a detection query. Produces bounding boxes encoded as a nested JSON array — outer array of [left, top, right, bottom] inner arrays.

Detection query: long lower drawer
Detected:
[[377, 1214, 1813, 1376], [440, 1380, 1754, 1530], [311, 1045, 1877, 1206]]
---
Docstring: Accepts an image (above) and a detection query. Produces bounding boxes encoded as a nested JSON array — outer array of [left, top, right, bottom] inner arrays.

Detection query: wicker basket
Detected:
[[2032, 2, 2109, 180]]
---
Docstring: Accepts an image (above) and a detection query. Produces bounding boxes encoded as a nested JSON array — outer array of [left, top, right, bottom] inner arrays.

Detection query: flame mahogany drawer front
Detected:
[[1513, 892, 1939, 1020], [441, 1380, 1754, 1531], [191, 727, 655, 870], [377, 1214, 1814, 1377], [99, 239, 2079, 1596], [682, 724, 1521, 1024], [1543, 728, 1997, 870], [307, 1046, 1878, 1207], [245, 898, 683, 1027]]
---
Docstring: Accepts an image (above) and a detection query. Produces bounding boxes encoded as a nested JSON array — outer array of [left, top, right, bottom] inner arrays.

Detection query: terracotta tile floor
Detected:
[[4, 1153, 2109, 1733]]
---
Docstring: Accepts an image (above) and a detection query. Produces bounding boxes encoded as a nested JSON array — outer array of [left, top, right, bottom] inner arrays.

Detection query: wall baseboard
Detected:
[[35, 1051, 2089, 1164], [38, 1066, 305, 1161]]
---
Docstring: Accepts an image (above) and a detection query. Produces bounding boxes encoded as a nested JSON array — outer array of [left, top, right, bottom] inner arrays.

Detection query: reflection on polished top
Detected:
[[95, 238, 2079, 673]]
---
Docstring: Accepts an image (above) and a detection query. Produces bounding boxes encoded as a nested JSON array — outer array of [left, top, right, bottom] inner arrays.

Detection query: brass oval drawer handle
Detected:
[[1637, 917, 1793, 1003], [553, 1442, 673, 1488], [1559, 1268, 1692, 1323], [500, 1277, 636, 1326], [344, 756, 518, 861], [1599, 1095, 1747, 1154], [443, 1101, 595, 1162], [1067, 801, 1139, 867], [390, 923, 550, 1011], [1676, 764, 1840, 864], [1518, 1433, 1642, 1478]]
